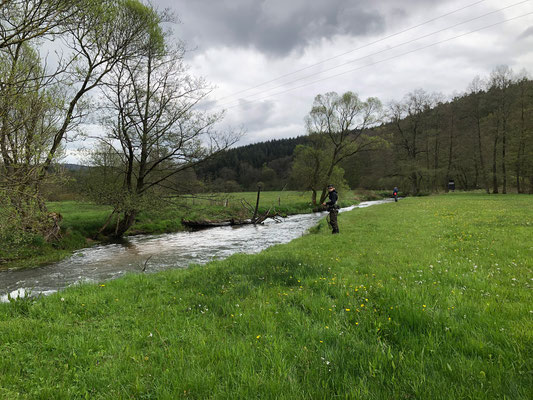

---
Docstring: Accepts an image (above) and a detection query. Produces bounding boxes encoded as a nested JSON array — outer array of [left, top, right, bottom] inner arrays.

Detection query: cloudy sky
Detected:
[[67, 0, 533, 162]]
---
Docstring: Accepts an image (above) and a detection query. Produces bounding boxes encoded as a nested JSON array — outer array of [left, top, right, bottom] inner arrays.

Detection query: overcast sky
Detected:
[[67, 0, 533, 162]]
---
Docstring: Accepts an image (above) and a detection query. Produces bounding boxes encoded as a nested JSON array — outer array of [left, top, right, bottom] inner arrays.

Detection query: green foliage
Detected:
[[299, 90, 385, 204], [195, 71, 533, 195], [0, 192, 50, 263], [0, 194, 531, 398], [122, 0, 166, 54], [290, 143, 348, 195]]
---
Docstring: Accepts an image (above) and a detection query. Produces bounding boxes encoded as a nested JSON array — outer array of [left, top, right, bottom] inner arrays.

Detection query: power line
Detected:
[[212, 0, 490, 103], [214, 0, 531, 110], [223, 11, 533, 110]]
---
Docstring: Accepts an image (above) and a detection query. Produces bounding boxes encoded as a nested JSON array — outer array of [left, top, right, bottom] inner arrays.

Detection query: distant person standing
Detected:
[[448, 179, 455, 192], [393, 186, 399, 202], [322, 184, 339, 234]]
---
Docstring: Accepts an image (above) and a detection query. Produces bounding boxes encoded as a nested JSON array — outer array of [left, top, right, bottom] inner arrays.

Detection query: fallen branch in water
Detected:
[[141, 256, 152, 272], [182, 208, 283, 229]]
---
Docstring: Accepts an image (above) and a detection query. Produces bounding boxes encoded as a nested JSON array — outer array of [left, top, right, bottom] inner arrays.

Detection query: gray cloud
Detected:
[[61, 0, 532, 162], [518, 26, 533, 39], [155, 0, 431, 56]]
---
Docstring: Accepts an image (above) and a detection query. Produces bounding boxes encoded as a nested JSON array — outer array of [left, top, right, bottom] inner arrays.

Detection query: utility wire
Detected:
[[215, 0, 530, 110], [223, 11, 533, 110], [212, 0, 490, 103]]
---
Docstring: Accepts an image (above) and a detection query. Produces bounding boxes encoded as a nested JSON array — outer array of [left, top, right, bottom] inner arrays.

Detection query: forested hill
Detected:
[[195, 70, 533, 195], [195, 136, 309, 191]]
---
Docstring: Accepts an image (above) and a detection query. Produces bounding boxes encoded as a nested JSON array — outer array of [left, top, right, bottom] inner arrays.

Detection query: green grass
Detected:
[[47, 201, 113, 238], [1, 193, 531, 398], [0, 202, 113, 270], [46, 190, 367, 235]]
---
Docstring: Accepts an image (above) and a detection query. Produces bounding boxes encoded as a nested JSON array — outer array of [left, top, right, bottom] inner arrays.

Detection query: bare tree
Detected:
[[388, 89, 434, 194], [95, 15, 239, 237], [488, 65, 514, 194]]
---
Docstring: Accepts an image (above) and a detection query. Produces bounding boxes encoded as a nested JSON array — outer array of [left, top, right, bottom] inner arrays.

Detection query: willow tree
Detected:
[[297, 91, 382, 205], [289, 140, 347, 205], [95, 7, 239, 238], [0, 0, 158, 240]]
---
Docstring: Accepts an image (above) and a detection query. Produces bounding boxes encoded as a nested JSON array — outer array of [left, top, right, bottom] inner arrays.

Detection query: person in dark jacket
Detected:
[[393, 186, 399, 202], [447, 180, 455, 192], [322, 184, 339, 234]]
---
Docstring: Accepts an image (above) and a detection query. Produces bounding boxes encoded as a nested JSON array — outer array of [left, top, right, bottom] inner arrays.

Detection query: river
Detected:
[[0, 199, 392, 302]]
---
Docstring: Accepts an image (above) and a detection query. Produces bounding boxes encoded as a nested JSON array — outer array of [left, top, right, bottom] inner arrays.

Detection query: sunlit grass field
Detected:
[[1, 193, 531, 398]]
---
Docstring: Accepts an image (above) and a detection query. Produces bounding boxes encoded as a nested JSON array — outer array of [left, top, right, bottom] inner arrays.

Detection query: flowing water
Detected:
[[0, 199, 392, 302]]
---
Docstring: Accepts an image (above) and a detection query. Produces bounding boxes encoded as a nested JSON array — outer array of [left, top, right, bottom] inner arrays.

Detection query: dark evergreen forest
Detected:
[[195, 136, 309, 191]]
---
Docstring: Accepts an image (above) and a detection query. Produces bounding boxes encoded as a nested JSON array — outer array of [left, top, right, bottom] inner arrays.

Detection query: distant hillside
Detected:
[[62, 163, 89, 171], [196, 136, 309, 191]]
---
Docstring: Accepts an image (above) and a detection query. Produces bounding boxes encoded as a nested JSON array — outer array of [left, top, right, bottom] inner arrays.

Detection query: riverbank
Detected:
[[0, 190, 384, 270], [1, 193, 531, 398]]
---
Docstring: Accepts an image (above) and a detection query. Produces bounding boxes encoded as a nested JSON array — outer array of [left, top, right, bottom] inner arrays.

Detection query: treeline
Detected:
[[196, 66, 532, 196]]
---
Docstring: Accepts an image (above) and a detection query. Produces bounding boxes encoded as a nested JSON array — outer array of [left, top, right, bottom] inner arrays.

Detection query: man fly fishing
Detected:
[[322, 184, 339, 234]]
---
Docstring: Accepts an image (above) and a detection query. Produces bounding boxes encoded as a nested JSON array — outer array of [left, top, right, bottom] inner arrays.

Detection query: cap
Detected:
[[327, 184, 334, 188]]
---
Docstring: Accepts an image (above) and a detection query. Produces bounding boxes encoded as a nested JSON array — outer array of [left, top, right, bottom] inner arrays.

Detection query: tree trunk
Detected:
[[319, 188, 328, 205], [252, 185, 261, 222], [501, 116, 507, 194], [445, 113, 454, 193], [492, 122, 499, 194], [475, 117, 490, 194], [516, 140, 525, 193], [311, 189, 317, 206], [113, 210, 138, 238], [433, 130, 440, 191], [410, 171, 419, 195], [516, 84, 527, 193]]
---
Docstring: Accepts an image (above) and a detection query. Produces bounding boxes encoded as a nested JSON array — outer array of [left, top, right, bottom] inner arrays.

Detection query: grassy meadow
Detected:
[[0, 193, 531, 398], [1, 190, 375, 270]]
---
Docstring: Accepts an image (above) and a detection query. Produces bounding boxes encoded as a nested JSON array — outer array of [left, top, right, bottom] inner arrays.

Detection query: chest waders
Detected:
[[328, 208, 339, 234]]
